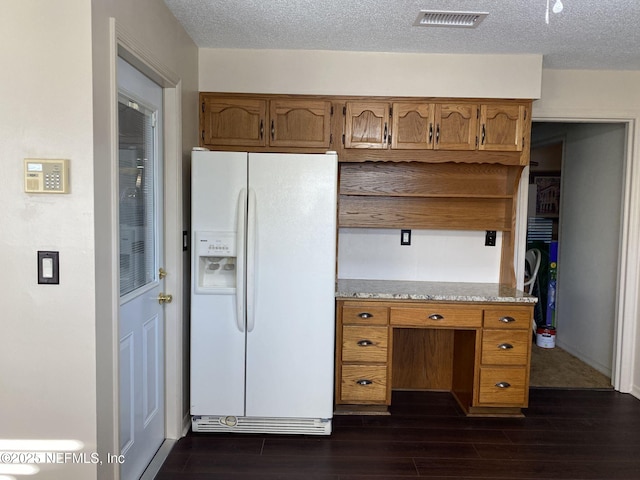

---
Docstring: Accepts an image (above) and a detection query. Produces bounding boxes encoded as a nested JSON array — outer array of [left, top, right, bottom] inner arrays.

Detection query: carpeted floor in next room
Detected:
[[529, 342, 612, 389]]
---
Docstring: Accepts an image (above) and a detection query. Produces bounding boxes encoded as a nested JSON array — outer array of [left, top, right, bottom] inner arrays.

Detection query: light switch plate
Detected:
[[38, 251, 59, 284]]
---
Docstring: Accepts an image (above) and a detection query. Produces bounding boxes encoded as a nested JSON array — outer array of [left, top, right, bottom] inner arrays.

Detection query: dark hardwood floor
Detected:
[[155, 389, 640, 479]]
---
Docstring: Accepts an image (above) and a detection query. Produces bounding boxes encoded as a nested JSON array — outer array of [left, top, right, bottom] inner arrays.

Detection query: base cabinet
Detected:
[[335, 299, 533, 416]]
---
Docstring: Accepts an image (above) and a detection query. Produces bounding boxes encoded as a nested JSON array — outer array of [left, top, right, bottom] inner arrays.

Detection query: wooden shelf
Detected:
[[339, 195, 513, 231]]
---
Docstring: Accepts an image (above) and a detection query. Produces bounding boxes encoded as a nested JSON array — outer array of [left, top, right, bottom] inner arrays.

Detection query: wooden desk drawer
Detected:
[[341, 365, 388, 403], [481, 330, 530, 365], [478, 367, 528, 406], [342, 326, 388, 363], [390, 306, 482, 328], [342, 304, 389, 325], [483, 308, 532, 330]]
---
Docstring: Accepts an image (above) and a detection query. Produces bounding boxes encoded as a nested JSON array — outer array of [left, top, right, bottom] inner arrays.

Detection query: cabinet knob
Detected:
[[428, 313, 445, 321], [495, 382, 511, 389], [357, 339, 375, 347], [358, 312, 373, 319], [498, 343, 514, 350], [356, 379, 373, 386], [499, 316, 516, 323]]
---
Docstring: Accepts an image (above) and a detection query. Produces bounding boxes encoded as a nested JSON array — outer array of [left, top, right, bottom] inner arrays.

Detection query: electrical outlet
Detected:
[[485, 230, 496, 247], [401, 229, 411, 246]]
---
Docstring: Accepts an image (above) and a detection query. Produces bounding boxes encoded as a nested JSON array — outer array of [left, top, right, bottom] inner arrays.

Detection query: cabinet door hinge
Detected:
[[330, 106, 334, 115], [201, 102, 205, 113], [201, 130, 205, 142], [342, 134, 345, 145], [330, 133, 333, 144], [343, 106, 346, 116], [388, 133, 392, 145], [475, 136, 479, 147], [389, 107, 393, 117], [477, 108, 480, 119]]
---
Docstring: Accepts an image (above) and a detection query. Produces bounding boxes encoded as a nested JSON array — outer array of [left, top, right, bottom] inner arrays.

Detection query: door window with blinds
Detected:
[[118, 94, 157, 297]]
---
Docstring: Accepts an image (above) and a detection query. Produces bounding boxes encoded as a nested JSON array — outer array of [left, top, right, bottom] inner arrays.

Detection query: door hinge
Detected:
[[201, 102, 205, 113], [389, 108, 393, 117], [330, 133, 333, 144], [201, 130, 205, 142], [388, 133, 392, 145], [330, 106, 334, 115], [342, 134, 345, 145], [343, 106, 346, 116], [477, 108, 480, 119]]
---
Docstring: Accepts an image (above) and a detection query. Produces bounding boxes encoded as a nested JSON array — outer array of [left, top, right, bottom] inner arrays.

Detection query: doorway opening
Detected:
[[527, 121, 626, 389]]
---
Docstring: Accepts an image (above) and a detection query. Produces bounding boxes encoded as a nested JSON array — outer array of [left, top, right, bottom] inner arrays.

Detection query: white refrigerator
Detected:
[[190, 150, 338, 435]]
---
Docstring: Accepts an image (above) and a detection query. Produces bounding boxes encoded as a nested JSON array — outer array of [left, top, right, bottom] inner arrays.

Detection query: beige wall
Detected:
[[199, 48, 542, 98], [0, 1, 197, 479], [0, 1, 97, 479]]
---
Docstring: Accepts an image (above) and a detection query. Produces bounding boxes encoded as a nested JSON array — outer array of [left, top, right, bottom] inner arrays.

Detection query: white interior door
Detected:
[[117, 57, 165, 480]]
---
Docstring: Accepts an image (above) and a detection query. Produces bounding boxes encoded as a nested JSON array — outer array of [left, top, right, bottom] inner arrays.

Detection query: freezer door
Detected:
[[245, 152, 337, 419], [190, 151, 248, 416]]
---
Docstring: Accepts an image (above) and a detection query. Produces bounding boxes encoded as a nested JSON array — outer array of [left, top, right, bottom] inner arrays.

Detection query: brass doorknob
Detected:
[[157, 293, 173, 304]]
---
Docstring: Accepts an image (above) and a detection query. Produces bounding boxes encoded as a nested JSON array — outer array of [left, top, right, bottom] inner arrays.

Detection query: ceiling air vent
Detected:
[[413, 10, 488, 28]]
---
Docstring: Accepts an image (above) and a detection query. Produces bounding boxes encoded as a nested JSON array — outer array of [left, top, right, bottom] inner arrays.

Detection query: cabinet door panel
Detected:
[[435, 104, 478, 151], [270, 99, 332, 148], [201, 96, 267, 147], [391, 103, 434, 149], [479, 104, 525, 152], [345, 102, 390, 149]]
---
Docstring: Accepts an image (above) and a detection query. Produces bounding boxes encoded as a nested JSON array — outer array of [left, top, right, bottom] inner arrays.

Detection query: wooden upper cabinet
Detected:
[[434, 103, 478, 151], [479, 104, 526, 152], [391, 103, 434, 149], [201, 96, 267, 147], [269, 99, 332, 148], [349, 101, 479, 151], [200, 95, 332, 149], [345, 101, 390, 149]]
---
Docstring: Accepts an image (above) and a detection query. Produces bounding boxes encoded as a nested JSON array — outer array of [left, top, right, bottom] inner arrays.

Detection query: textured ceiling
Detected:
[[163, 0, 640, 70]]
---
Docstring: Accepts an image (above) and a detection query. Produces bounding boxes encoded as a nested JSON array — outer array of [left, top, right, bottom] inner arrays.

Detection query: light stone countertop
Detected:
[[336, 278, 537, 304]]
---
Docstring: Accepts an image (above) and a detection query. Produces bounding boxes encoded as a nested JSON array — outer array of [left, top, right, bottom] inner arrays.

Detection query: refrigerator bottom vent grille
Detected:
[[191, 416, 332, 435]]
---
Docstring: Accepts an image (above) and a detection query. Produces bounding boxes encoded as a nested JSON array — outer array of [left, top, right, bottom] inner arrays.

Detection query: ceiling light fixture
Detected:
[[413, 10, 488, 28], [546, 0, 564, 24]]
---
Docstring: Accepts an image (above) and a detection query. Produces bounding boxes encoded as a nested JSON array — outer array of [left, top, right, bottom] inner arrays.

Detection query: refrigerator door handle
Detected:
[[235, 188, 247, 333], [247, 188, 257, 332]]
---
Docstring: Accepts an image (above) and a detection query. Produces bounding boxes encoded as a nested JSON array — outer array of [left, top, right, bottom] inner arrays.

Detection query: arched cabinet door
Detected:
[[344, 101, 390, 149], [479, 104, 526, 152], [434, 103, 479, 151], [201, 96, 267, 147]]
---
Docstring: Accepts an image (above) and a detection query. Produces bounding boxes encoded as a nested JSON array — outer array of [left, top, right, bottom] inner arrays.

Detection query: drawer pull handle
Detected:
[[358, 312, 373, 319], [498, 343, 514, 350], [357, 339, 375, 347], [499, 316, 516, 323], [356, 379, 373, 386], [495, 381, 511, 389], [428, 313, 444, 320]]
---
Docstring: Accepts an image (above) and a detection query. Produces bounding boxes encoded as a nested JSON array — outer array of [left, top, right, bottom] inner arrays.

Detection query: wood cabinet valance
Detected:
[[200, 93, 532, 166]]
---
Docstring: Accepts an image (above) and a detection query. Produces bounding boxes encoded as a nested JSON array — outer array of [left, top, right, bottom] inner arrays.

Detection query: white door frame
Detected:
[[515, 113, 639, 396], [99, 19, 185, 479]]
